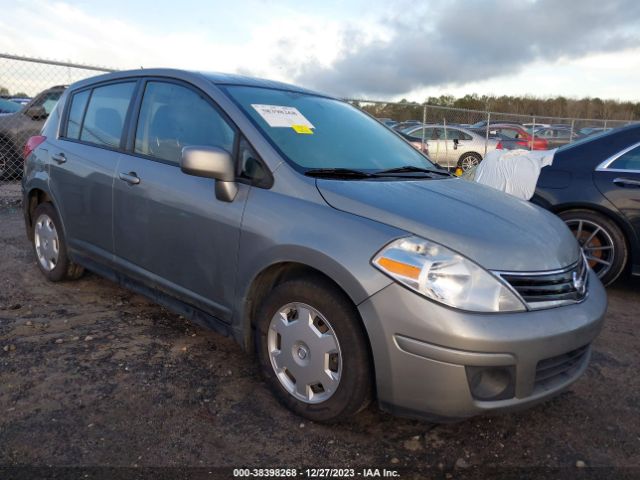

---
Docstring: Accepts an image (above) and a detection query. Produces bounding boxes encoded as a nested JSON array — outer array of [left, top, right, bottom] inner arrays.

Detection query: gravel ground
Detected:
[[1, 188, 639, 478]]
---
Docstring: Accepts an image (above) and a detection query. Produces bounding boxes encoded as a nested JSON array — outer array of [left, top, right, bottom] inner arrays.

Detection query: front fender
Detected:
[[233, 186, 405, 345]]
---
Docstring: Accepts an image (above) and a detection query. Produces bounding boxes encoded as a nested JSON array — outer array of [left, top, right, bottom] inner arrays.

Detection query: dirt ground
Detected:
[[1, 189, 639, 478]]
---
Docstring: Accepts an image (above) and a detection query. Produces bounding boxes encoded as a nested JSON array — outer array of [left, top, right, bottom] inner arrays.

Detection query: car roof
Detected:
[[490, 123, 524, 128], [68, 68, 329, 98]]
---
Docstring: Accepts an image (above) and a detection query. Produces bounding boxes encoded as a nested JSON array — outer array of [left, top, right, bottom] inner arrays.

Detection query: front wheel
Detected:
[[457, 152, 482, 171], [559, 209, 627, 286], [255, 276, 373, 422]]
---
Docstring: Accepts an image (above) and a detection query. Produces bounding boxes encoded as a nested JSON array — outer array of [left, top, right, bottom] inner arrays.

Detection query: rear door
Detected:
[[49, 81, 137, 259], [594, 142, 640, 244], [112, 79, 249, 322]]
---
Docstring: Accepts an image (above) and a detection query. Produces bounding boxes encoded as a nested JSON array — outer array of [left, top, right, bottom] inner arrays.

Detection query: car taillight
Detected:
[[23, 135, 47, 160], [496, 141, 503, 149]]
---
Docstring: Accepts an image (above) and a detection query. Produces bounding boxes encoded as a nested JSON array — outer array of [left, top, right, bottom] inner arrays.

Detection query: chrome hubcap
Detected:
[[34, 213, 60, 272], [267, 302, 342, 404], [565, 219, 615, 279], [461, 155, 479, 170]]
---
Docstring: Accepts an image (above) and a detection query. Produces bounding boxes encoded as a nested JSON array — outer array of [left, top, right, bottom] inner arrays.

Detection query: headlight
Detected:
[[372, 236, 526, 312]]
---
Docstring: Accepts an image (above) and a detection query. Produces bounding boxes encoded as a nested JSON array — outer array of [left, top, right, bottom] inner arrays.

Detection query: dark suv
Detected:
[[0, 85, 66, 178]]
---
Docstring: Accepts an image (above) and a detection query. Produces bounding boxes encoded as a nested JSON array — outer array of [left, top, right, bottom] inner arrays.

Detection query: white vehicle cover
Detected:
[[465, 148, 557, 200]]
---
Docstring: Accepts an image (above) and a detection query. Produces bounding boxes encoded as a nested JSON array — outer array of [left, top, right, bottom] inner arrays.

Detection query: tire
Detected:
[[31, 203, 84, 282], [558, 209, 627, 286], [457, 152, 482, 171], [255, 276, 373, 422]]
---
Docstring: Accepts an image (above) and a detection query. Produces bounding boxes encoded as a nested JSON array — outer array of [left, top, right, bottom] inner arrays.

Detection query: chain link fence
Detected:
[[348, 100, 635, 171], [0, 53, 113, 182], [0, 52, 637, 183]]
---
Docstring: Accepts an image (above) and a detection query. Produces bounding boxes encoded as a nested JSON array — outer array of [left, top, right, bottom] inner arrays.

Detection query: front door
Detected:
[[112, 80, 247, 322], [594, 142, 640, 244]]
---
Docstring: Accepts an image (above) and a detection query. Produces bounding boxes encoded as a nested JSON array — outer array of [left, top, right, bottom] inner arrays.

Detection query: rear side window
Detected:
[[443, 129, 472, 141], [609, 144, 640, 171], [65, 90, 90, 140], [79, 82, 136, 148], [134, 81, 236, 164]]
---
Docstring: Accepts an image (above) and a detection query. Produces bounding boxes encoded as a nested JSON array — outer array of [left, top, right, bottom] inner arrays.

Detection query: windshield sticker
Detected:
[[291, 124, 313, 134], [251, 104, 315, 129]]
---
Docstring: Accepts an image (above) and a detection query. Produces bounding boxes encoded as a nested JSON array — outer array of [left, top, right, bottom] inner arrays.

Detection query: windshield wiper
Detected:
[[304, 168, 374, 179], [374, 166, 453, 177]]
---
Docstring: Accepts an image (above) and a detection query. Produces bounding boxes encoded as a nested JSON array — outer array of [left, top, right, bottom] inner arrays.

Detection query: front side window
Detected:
[[609, 144, 640, 171], [443, 128, 468, 141], [223, 85, 435, 172], [80, 82, 136, 148], [134, 81, 236, 164]]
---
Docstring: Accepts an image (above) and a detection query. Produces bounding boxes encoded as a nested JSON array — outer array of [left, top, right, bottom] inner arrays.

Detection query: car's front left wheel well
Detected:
[[243, 262, 373, 364]]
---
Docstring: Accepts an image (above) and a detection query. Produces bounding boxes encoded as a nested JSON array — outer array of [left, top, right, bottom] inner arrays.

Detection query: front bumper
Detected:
[[358, 269, 607, 421]]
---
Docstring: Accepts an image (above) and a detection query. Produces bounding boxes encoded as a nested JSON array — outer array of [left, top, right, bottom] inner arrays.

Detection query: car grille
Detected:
[[535, 344, 590, 390], [496, 256, 588, 310]]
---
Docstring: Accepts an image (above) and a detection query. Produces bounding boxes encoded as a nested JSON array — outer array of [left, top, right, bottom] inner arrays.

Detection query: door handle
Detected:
[[613, 177, 640, 188], [52, 153, 66, 164], [119, 172, 140, 185]]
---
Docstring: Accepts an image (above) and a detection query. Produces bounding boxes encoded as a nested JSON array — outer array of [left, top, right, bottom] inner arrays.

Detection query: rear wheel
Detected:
[[31, 203, 84, 282], [559, 209, 627, 286], [457, 152, 482, 171], [255, 276, 373, 422]]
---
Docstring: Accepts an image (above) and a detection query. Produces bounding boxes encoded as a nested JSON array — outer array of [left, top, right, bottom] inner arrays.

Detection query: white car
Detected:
[[402, 124, 503, 171]]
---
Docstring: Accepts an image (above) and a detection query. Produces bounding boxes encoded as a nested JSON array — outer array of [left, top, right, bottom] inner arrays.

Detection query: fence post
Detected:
[[569, 119, 575, 144], [443, 117, 448, 160], [603, 119, 608, 130], [531, 116, 536, 150], [421, 104, 427, 153], [484, 111, 491, 156]]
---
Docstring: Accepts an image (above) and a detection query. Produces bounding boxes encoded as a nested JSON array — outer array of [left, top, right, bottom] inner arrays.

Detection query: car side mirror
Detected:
[[25, 105, 47, 120], [180, 146, 238, 202]]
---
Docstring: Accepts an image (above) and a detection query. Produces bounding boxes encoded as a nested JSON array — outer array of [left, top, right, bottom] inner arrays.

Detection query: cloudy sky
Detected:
[[1, 0, 640, 101]]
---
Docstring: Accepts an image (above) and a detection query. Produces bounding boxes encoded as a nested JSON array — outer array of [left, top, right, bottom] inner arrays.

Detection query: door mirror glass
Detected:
[[180, 146, 238, 202]]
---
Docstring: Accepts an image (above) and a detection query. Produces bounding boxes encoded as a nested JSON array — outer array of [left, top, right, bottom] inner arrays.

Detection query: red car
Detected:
[[488, 124, 549, 150]]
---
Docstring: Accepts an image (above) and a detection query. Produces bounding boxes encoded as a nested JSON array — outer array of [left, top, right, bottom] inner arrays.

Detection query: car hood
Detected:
[[316, 177, 580, 271]]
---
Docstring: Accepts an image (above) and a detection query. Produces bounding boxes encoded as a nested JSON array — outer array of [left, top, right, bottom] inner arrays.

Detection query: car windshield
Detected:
[[0, 98, 22, 114], [222, 85, 435, 172]]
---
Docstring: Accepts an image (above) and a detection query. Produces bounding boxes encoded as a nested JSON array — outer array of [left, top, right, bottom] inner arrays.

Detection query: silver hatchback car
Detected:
[[22, 69, 606, 422], [402, 124, 503, 171]]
